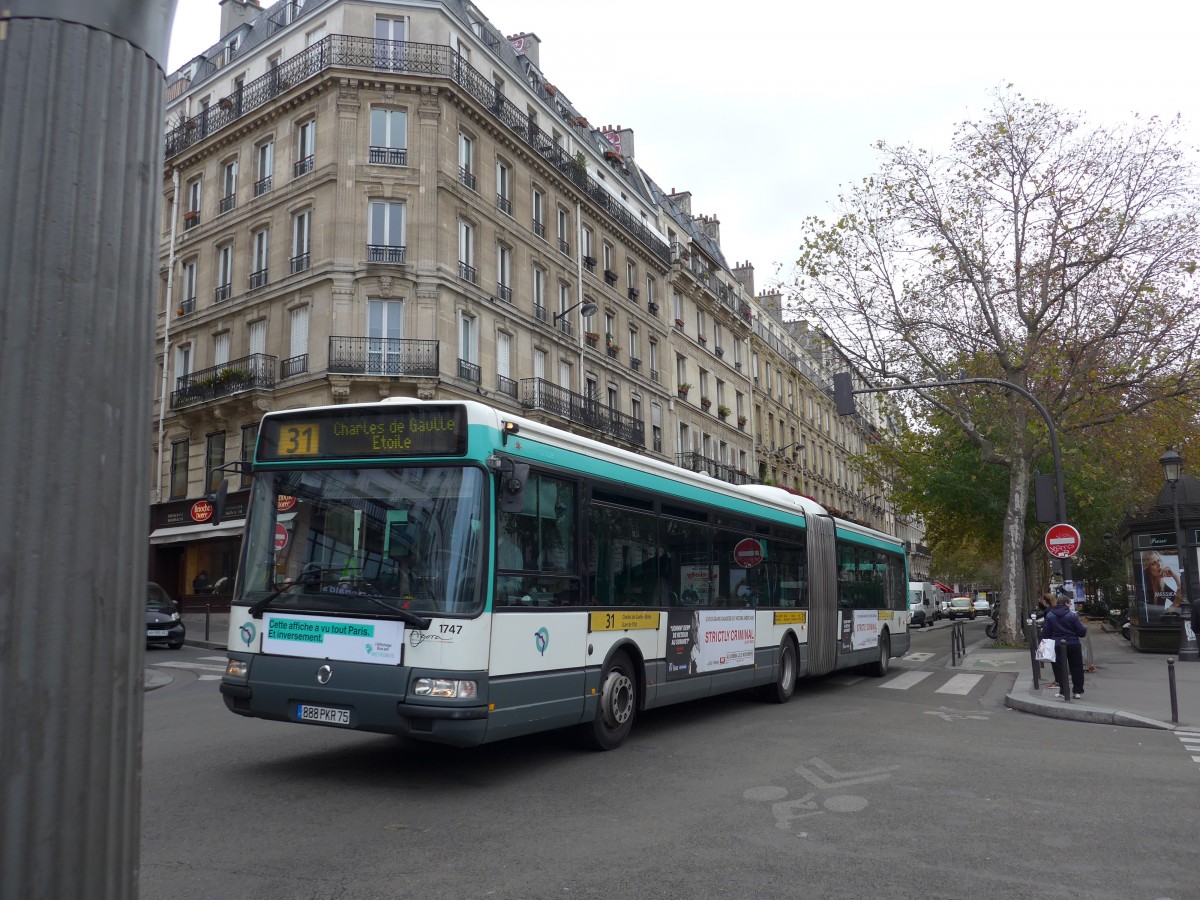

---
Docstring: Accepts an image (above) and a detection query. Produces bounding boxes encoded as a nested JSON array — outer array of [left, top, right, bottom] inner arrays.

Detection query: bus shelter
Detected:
[[1118, 474, 1200, 653]]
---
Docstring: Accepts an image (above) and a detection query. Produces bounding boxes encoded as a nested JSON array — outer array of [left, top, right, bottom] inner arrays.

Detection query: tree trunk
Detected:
[[999, 451, 1033, 643]]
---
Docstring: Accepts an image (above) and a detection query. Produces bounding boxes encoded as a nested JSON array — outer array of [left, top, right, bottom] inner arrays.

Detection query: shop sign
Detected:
[[190, 500, 214, 523]]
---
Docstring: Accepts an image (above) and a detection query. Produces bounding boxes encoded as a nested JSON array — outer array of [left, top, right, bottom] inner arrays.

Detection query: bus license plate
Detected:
[[297, 704, 350, 726]]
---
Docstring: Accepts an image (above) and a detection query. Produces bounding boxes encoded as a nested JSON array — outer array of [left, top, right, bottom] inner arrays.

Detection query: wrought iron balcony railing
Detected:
[[532, 220, 545, 239], [327, 336, 439, 377], [496, 194, 512, 215], [457, 358, 481, 383], [497, 374, 518, 399], [249, 268, 269, 289], [496, 283, 512, 303], [368, 146, 407, 166], [367, 244, 406, 264], [290, 252, 310, 274], [520, 377, 644, 447], [219, 194, 236, 214], [214, 283, 231, 303], [253, 176, 272, 197], [164, 35, 671, 264], [280, 353, 308, 379], [675, 451, 756, 486], [458, 167, 476, 191], [293, 155, 314, 177], [172, 353, 277, 409], [458, 261, 477, 284]]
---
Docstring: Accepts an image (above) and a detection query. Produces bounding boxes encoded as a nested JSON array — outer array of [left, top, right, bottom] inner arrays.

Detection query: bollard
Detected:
[[1168, 657, 1179, 725], [1057, 639, 1070, 703], [205, 603, 211, 643], [1027, 617, 1041, 690]]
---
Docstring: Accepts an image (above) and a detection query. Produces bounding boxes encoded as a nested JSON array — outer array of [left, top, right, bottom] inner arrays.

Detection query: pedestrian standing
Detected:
[[1042, 587, 1088, 699]]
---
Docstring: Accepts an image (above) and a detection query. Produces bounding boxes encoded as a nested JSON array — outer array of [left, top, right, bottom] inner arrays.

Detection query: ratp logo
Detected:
[[239, 621, 257, 646], [534, 627, 549, 656]]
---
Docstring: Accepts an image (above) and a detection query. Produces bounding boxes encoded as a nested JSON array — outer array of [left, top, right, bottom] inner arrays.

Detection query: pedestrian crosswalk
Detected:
[[822, 668, 992, 697], [1175, 730, 1200, 771], [151, 655, 229, 681]]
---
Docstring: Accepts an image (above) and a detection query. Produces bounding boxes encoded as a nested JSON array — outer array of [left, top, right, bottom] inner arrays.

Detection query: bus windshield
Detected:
[[238, 465, 488, 618]]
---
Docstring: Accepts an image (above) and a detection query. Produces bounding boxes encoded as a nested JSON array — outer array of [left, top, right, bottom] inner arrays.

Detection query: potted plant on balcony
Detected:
[[737, 415, 747, 428], [218, 97, 234, 111], [674, 318, 685, 329], [627, 287, 640, 300], [677, 382, 691, 398], [717, 404, 731, 419], [700, 397, 712, 410], [544, 83, 558, 97], [607, 343, 620, 357], [604, 269, 619, 285], [585, 331, 600, 343], [715, 345, 725, 357], [184, 210, 199, 223], [697, 334, 707, 345]]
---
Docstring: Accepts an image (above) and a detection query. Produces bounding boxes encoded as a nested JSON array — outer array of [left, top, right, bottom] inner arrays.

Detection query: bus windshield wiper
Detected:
[[354, 592, 432, 630], [247, 564, 341, 619]]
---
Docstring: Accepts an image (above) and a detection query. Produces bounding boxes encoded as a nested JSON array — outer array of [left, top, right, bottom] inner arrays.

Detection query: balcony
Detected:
[[497, 374, 518, 399], [368, 244, 406, 264], [496, 194, 512, 216], [219, 194, 236, 214], [280, 353, 308, 378], [496, 283, 513, 303], [176, 297, 195, 317], [457, 358, 481, 383], [558, 238, 570, 257], [214, 283, 232, 303], [532, 220, 545, 239], [327, 336, 439, 376], [171, 353, 277, 409], [369, 146, 407, 166], [533, 304, 548, 324], [253, 176, 272, 197], [458, 261, 477, 284], [293, 155, 314, 177], [458, 167, 476, 191], [249, 268, 269, 289], [183, 210, 201, 230], [290, 252, 310, 275], [675, 451, 756, 486], [520, 377, 644, 447]]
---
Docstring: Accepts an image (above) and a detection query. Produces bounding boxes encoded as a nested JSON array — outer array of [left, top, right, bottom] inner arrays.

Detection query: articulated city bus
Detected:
[[220, 398, 909, 749]]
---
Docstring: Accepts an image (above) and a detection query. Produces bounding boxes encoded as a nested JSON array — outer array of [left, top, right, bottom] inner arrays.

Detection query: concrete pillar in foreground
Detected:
[[0, 2, 176, 897]]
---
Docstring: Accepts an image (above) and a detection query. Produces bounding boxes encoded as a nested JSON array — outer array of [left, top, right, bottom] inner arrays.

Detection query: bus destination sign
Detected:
[[258, 406, 467, 461]]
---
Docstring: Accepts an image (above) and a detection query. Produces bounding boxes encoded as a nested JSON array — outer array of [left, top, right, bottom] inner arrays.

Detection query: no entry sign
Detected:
[[1045, 523, 1081, 558], [733, 538, 764, 568], [274, 523, 289, 551]]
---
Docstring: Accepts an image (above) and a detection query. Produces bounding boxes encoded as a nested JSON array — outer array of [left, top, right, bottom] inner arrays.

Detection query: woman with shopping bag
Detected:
[[1041, 587, 1088, 699]]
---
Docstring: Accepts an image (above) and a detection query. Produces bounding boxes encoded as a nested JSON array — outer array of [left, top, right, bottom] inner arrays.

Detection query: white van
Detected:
[[908, 582, 939, 627]]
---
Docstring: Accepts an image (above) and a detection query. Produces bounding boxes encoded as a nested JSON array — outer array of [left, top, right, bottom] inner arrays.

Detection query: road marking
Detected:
[[904, 652, 934, 662], [925, 706, 990, 721], [198, 655, 228, 662], [880, 671, 933, 690], [198, 675, 222, 681], [153, 661, 228, 673], [935, 673, 984, 695], [972, 659, 1018, 668]]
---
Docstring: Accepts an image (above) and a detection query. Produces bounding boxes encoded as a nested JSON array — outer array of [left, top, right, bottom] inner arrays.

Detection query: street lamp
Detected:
[[1160, 448, 1198, 661], [552, 299, 597, 326]]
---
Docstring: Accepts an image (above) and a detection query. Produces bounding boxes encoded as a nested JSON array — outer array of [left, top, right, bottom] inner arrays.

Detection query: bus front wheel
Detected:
[[760, 637, 796, 703], [581, 651, 637, 751]]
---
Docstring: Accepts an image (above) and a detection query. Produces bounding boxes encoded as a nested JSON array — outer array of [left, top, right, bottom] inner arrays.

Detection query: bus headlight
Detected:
[[413, 678, 478, 699], [226, 658, 249, 678]]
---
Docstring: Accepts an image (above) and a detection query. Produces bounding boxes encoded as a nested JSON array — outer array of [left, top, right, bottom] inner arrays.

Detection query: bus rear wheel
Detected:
[[580, 651, 637, 751], [760, 638, 797, 703], [869, 632, 891, 677]]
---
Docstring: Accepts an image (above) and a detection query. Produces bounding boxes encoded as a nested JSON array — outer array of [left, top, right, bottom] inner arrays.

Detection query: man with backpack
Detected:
[[1042, 587, 1088, 699]]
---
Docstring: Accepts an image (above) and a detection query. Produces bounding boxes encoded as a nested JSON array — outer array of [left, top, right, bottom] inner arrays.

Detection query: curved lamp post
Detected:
[[553, 299, 597, 326], [1160, 448, 1198, 661]]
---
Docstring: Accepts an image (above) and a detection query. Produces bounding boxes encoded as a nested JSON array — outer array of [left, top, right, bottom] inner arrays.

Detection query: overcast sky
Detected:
[[167, 0, 1200, 293]]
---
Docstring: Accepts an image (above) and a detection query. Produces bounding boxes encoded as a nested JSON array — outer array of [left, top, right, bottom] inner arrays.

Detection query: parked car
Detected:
[[946, 597, 977, 620], [146, 581, 186, 649], [973, 597, 991, 616]]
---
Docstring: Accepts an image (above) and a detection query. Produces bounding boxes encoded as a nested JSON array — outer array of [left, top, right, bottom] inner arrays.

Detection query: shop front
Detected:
[[148, 491, 248, 612], [1119, 474, 1200, 653]]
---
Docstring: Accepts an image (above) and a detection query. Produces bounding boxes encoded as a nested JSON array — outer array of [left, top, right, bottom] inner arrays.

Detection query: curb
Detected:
[[1003, 690, 1177, 730]]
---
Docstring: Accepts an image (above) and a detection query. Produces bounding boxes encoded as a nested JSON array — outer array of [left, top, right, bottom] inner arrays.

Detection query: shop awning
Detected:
[[933, 580, 954, 594], [149, 519, 247, 544]]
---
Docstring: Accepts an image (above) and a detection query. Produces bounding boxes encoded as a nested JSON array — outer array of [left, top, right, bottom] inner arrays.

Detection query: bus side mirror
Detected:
[[209, 478, 229, 526], [498, 461, 529, 513]]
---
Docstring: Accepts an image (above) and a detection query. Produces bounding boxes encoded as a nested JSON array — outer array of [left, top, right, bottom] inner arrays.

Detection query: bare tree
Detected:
[[792, 88, 1200, 641]]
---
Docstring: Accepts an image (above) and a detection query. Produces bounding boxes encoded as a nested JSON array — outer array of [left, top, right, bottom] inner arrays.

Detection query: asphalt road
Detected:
[[141, 623, 1199, 900]]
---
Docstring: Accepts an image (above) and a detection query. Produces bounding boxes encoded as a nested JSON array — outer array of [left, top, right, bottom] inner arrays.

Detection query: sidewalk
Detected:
[[145, 616, 1200, 729]]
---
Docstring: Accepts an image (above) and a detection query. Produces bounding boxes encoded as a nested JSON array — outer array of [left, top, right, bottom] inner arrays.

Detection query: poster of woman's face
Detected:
[[1138, 549, 1181, 606]]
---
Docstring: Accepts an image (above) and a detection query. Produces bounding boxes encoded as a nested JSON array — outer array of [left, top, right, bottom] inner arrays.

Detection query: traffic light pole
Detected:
[[833, 374, 1071, 586]]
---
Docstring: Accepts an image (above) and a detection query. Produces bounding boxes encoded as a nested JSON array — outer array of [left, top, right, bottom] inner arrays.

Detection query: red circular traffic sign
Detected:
[[1045, 523, 1081, 558], [274, 523, 289, 551], [733, 538, 764, 568]]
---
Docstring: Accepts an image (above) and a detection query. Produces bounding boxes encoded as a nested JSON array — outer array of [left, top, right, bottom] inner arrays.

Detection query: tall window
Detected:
[[295, 119, 315, 177], [374, 15, 407, 69], [457, 133, 475, 189], [582, 226, 594, 264], [496, 244, 512, 302], [213, 332, 230, 366], [531, 187, 545, 238], [368, 200, 405, 263], [533, 348, 546, 380], [558, 282, 571, 332], [169, 439, 189, 500], [556, 207, 569, 256], [651, 403, 662, 453], [457, 219, 475, 282], [181, 260, 197, 311], [216, 244, 233, 302], [220, 159, 237, 213], [495, 160, 512, 215], [205, 431, 226, 493], [174, 344, 191, 389], [287, 307, 307, 375], [251, 227, 269, 288], [249, 318, 266, 357], [367, 299, 404, 374], [184, 177, 201, 228], [532, 265, 546, 318], [458, 311, 478, 382], [255, 140, 273, 196], [672, 290, 683, 324], [291, 208, 311, 273], [369, 108, 407, 165], [497, 331, 512, 381]]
